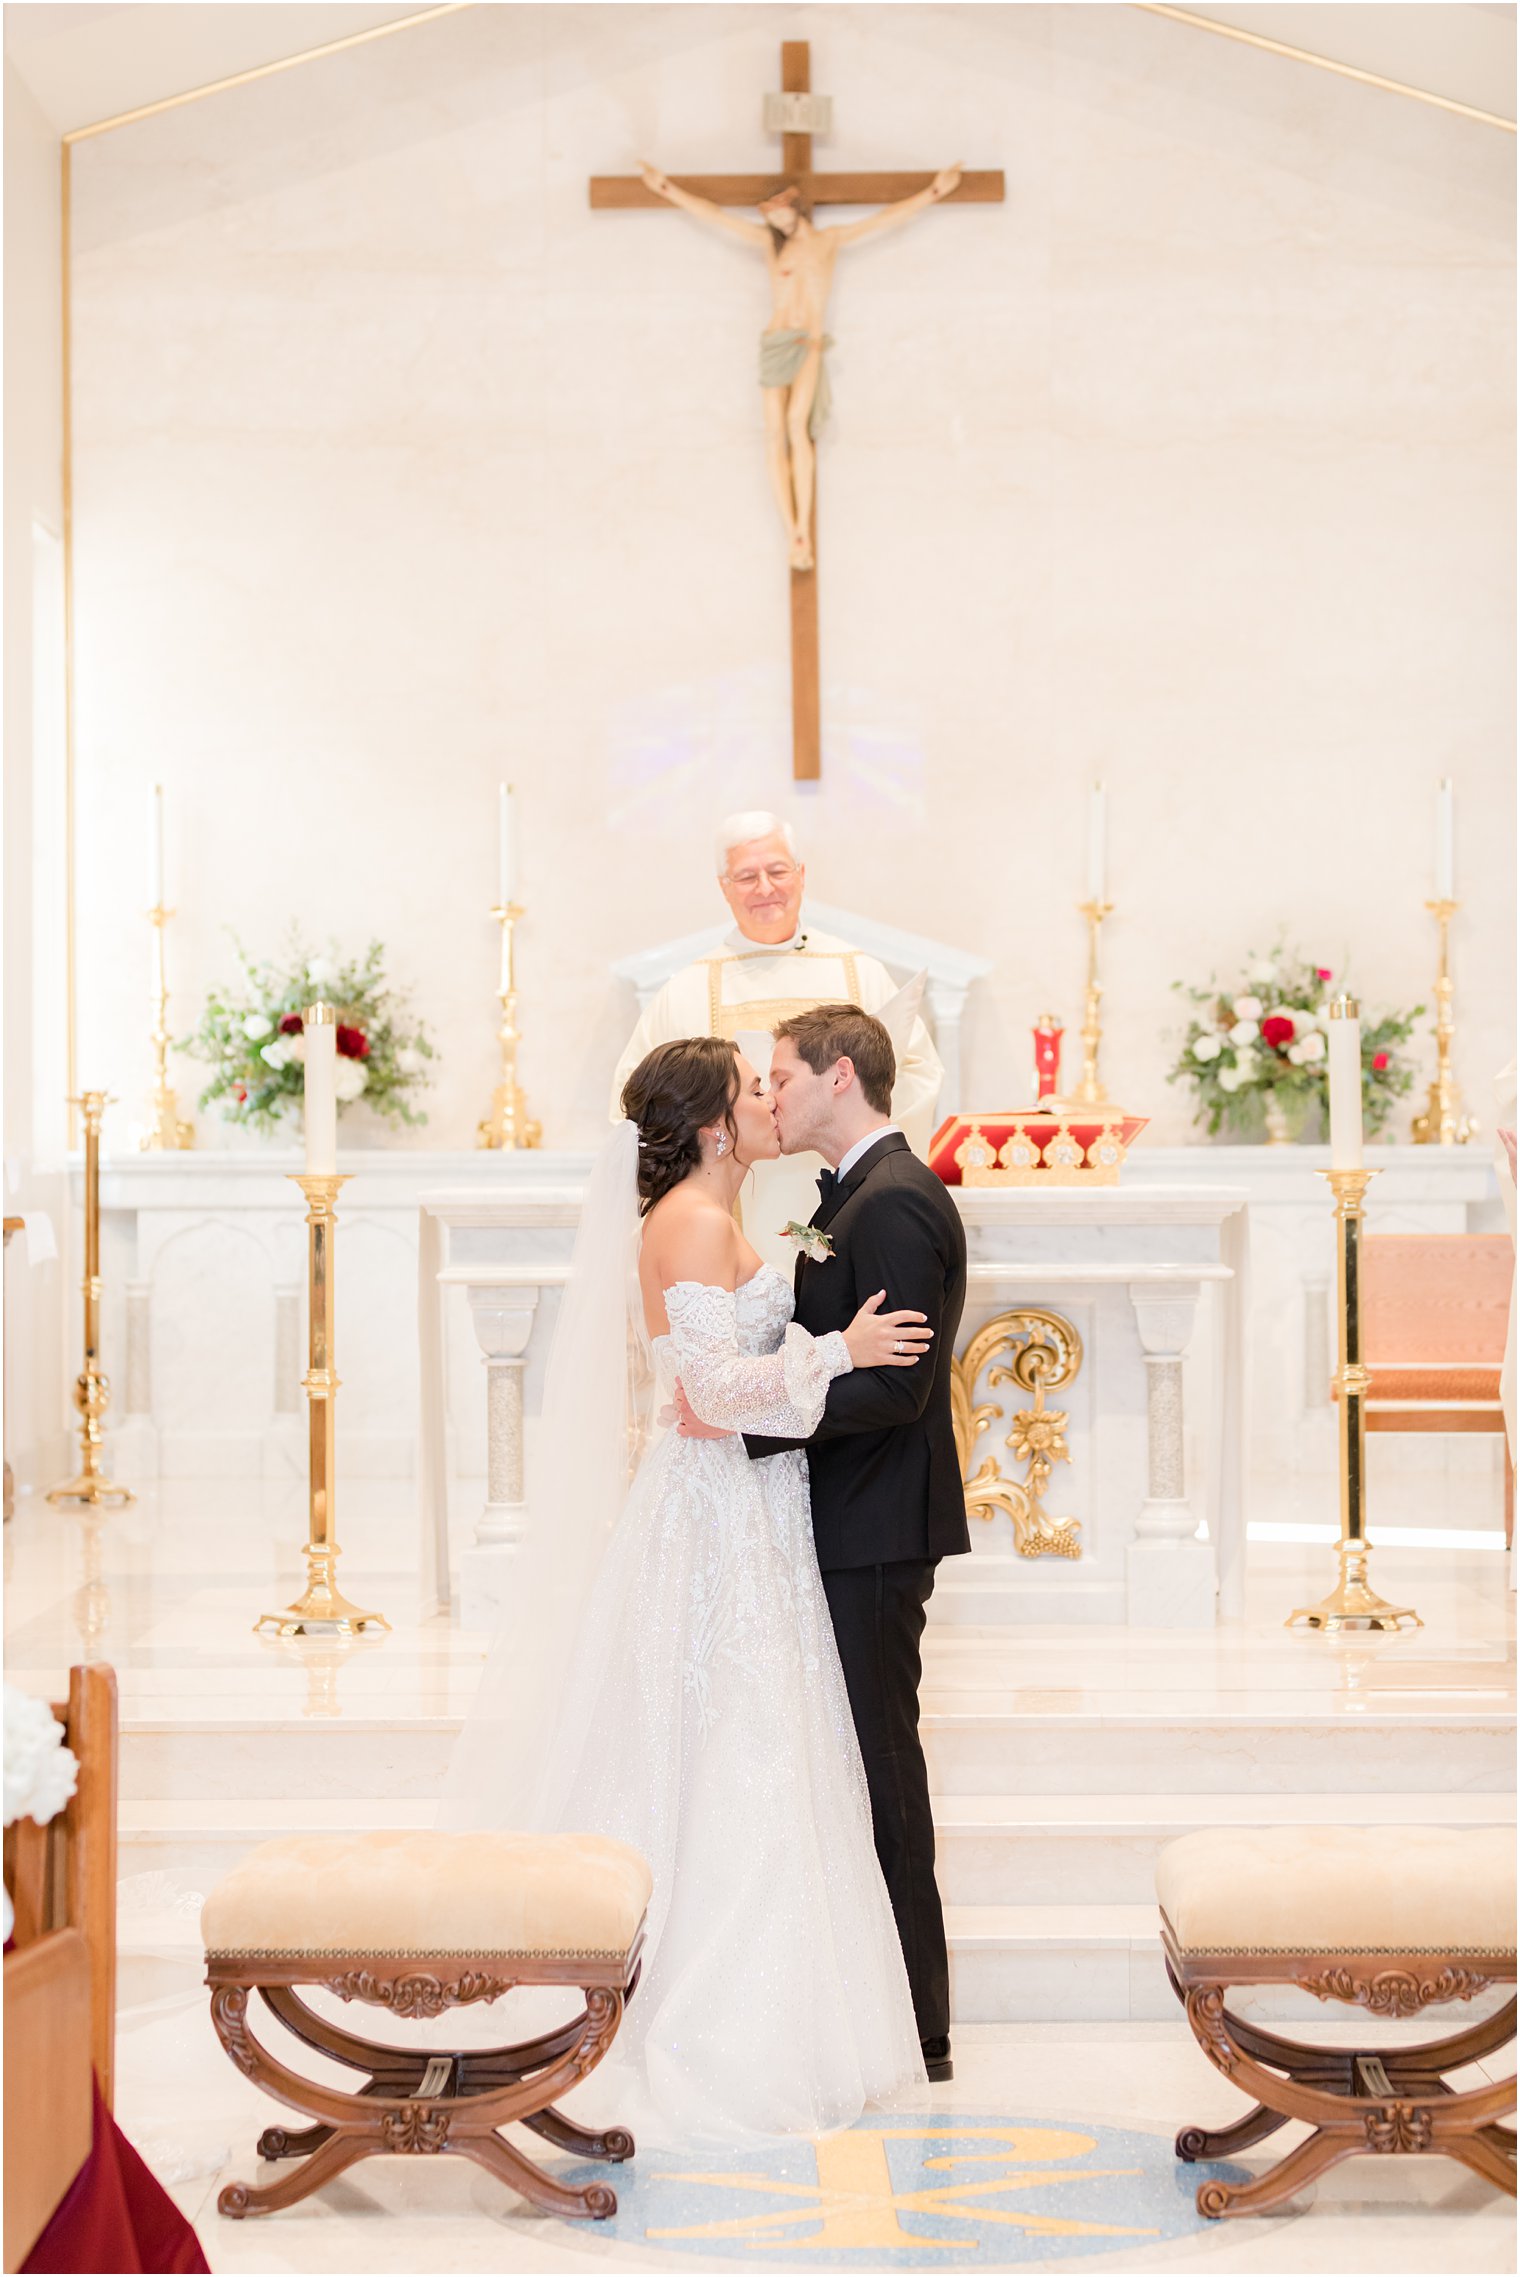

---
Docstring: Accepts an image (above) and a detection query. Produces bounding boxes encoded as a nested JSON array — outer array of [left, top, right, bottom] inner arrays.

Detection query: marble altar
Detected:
[[417, 1174, 1250, 1633], [72, 1148, 1502, 1613]]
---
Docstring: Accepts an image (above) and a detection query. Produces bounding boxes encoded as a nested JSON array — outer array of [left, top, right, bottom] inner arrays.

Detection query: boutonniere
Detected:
[[780, 1221, 834, 1264]]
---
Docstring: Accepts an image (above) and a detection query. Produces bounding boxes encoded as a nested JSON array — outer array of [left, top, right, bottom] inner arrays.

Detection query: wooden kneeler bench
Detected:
[[1160, 1827, 1516, 2218], [202, 1830, 651, 2222]]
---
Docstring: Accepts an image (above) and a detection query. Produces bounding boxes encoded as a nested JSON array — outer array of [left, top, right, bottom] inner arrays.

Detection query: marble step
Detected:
[[932, 1789, 1515, 1905], [118, 1787, 1517, 1910], [117, 1705, 1516, 1802]]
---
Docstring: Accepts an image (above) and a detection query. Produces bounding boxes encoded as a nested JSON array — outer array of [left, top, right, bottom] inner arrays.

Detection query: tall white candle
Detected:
[[148, 784, 165, 908], [1435, 778, 1455, 901], [1326, 995, 1363, 1171], [303, 1003, 338, 1175], [498, 782, 516, 906], [1087, 782, 1106, 904]]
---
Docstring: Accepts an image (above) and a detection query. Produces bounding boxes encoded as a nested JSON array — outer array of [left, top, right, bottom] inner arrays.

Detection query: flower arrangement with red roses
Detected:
[[1168, 947, 1421, 1140], [183, 935, 433, 1136]]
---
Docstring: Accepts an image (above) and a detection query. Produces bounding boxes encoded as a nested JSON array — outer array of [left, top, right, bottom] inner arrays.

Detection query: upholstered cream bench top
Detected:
[[201, 1829, 654, 1961], [1157, 1826, 1516, 1957]]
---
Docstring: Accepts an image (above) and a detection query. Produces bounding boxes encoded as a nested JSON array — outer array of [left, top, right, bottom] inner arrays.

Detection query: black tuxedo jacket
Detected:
[[745, 1132, 971, 1571]]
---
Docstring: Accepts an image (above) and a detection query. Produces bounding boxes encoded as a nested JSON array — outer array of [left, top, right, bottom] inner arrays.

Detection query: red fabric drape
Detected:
[[22, 2077, 209, 2275]]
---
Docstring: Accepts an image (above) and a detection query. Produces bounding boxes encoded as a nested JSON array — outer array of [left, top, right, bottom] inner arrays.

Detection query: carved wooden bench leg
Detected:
[[210, 1967, 637, 2222], [220, 2131, 373, 2219], [1168, 1943, 1517, 2220], [1195, 2127, 1358, 2220], [1176, 2104, 1289, 2162], [521, 2105, 636, 2162], [457, 2127, 618, 2220]]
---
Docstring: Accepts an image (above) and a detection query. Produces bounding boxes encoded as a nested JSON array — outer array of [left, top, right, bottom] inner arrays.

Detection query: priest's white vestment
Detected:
[[612, 923, 944, 1268]]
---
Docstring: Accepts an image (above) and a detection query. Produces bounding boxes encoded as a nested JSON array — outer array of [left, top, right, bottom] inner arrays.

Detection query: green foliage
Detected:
[[181, 933, 434, 1136], [1166, 946, 1422, 1141]]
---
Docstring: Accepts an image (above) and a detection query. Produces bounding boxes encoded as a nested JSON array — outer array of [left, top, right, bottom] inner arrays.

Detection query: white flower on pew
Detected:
[[3, 1685, 79, 1943]]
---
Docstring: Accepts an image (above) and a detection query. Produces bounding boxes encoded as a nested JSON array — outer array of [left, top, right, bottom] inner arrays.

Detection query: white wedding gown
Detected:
[[537, 1263, 926, 2143]]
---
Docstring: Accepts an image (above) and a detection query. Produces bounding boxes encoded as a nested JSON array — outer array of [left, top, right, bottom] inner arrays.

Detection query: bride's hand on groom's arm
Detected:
[[673, 1381, 734, 1440]]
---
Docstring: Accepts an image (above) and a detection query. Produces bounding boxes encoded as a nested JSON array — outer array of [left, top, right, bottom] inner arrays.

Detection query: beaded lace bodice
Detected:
[[650, 1265, 851, 1438]]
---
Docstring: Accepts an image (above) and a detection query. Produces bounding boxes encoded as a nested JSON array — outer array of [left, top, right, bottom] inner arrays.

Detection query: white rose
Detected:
[[4, 1686, 79, 1827], [1234, 1048, 1259, 1079], [1248, 961, 1278, 988], [241, 1013, 272, 1042], [1228, 1018, 1258, 1047], [396, 1047, 424, 1077], [305, 955, 335, 987], [1217, 1066, 1242, 1093], [1191, 1034, 1222, 1064], [333, 1058, 368, 1104], [1296, 1030, 1326, 1062], [260, 1039, 289, 1070], [1232, 995, 1264, 1022], [285, 1034, 307, 1064], [1286, 1040, 1308, 1065]]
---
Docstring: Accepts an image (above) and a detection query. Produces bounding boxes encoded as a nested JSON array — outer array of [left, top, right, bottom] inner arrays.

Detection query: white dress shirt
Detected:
[[835, 1126, 903, 1183]]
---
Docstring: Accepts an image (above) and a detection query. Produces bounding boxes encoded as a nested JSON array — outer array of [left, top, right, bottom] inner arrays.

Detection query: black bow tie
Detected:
[[816, 1168, 837, 1200]]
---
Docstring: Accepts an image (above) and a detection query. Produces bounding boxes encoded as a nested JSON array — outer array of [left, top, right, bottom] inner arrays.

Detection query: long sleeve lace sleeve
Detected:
[[665, 1282, 852, 1438]]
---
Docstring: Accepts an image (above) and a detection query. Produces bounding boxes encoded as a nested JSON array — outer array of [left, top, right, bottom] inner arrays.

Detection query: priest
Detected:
[[612, 810, 943, 1261]]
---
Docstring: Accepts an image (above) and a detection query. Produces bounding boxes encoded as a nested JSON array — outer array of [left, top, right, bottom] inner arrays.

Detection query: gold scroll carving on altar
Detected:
[[951, 1309, 1083, 1559]]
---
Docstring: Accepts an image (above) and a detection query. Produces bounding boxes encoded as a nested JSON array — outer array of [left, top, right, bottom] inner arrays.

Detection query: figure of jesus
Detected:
[[638, 162, 964, 571]]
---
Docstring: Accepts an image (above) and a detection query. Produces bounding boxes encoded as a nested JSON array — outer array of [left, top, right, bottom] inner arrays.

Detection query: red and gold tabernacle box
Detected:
[[930, 1110, 1149, 1187]]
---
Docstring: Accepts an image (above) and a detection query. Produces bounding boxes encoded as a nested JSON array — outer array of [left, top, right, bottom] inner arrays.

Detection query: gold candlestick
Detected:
[[477, 903, 542, 1150], [1411, 898, 1473, 1145], [48, 1091, 135, 1509], [1071, 899, 1114, 1107], [1288, 1167, 1420, 1632], [141, 903, 194, 1151], [256, 1174, 388, 1638]]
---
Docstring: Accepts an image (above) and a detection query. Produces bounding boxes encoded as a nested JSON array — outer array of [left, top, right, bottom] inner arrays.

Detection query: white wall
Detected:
[[64, 4, 1514, 1153], [4, 59, 69, 1483]]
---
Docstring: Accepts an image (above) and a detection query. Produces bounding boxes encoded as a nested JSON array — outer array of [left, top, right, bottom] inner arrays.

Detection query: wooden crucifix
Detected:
[[591, 42, 1003, 780]]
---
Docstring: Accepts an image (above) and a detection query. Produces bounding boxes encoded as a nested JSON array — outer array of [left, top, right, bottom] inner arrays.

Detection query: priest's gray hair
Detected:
[[715, 809, 799, 874]]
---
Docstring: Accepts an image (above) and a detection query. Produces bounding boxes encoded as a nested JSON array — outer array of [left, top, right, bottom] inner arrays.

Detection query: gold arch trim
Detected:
[[1136, 4, 1517, 133], [62, 6, 473, 145]]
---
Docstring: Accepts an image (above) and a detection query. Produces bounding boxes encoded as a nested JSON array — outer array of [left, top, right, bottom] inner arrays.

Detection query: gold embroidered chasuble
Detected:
[[612, 926, 944, 1269]]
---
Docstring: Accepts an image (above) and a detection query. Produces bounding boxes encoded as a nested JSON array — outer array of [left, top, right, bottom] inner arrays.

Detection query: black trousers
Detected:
[[820, 1559, 949, 2047]]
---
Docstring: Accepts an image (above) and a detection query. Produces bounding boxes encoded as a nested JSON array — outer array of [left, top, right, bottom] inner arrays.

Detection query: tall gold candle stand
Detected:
[[256, 1174, 389, 1638], [1411, 898, 1473, 1145], [477, 902, 542, 1150], [1287, 1167, 1420, 1632], [141, 903, 194, 1150], [48, 1092, 135, 1509], [1071, 899, 1114, 1106]]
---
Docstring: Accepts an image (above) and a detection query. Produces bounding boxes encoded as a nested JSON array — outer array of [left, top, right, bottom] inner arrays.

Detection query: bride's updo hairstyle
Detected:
[[621, 1036, 740, 1217]]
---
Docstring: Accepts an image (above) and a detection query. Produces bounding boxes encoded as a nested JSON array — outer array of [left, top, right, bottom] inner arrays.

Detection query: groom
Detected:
[[680, 1002, 969, 2078]]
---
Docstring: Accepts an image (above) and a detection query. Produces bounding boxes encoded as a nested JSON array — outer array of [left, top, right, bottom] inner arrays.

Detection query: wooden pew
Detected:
[[3, 1665, 119, 2272]]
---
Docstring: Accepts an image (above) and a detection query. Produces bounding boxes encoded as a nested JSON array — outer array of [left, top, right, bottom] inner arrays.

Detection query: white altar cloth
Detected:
[[416, 1178, 1250, 1632]]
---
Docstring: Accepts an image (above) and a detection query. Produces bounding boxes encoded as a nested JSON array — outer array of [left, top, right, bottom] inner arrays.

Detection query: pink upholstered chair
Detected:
[[1335, 1235, 1515, 1544]]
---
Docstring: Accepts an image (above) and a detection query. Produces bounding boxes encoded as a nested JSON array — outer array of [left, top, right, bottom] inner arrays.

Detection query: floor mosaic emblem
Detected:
[[560, 2112, 1243, 2264]]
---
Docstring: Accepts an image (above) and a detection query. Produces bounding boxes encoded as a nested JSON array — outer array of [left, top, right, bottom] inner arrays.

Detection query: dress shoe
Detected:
[[921, 2037, 953, 2083]]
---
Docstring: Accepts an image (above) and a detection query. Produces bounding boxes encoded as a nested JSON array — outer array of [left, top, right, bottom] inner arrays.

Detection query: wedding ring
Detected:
[[894, 1339, 903, 1354]]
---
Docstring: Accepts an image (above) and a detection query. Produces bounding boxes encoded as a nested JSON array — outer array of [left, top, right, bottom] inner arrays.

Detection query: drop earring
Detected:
[[713, 1131, 728, 1156]]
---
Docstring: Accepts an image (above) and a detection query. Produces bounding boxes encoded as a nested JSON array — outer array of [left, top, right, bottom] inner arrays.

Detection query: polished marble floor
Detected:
[[6, 1471, 1515, 2272], [113, 2005, 1515, 2275]]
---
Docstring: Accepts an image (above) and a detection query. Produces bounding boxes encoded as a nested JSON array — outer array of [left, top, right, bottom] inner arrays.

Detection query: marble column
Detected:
[[459, 1284, 539, 1631], [1126, 1282, 1216, 1626]]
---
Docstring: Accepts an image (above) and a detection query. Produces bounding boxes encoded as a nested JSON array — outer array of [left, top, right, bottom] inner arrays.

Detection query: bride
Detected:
[[443, 1035, 931, 2141]]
